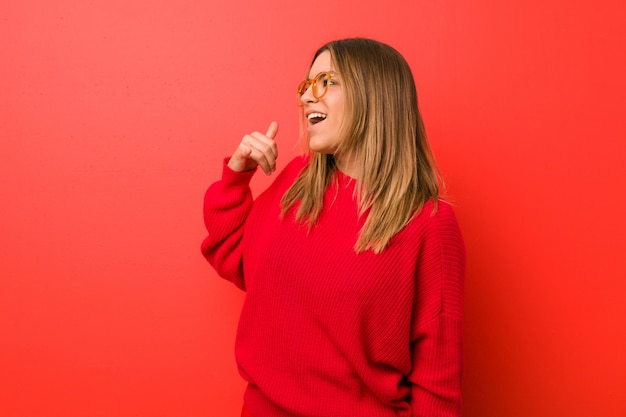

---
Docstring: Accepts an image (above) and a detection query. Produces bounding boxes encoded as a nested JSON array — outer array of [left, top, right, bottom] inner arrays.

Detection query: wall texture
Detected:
[[1, 0, 625, 416]]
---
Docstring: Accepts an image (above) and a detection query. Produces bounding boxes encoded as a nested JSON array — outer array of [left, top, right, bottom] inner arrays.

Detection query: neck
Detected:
[[334, 153, 359, 179]]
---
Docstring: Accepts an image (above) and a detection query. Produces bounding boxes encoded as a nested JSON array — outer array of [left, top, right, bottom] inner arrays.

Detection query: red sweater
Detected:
[[201, 156, 465, 417]]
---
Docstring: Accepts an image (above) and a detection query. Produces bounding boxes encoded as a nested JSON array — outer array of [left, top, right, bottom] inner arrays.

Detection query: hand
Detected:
[[227, 121, 279, 175]]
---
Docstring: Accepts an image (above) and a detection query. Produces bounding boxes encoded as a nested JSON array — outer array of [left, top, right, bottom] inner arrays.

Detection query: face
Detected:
[[299, 50, 345, 155]]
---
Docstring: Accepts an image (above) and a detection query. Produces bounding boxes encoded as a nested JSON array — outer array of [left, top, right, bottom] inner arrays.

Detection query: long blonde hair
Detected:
[[281, 38, 441, 253]]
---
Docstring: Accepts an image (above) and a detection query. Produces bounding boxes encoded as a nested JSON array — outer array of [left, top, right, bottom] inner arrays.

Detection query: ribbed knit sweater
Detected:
[[201, 156, 465, 417]]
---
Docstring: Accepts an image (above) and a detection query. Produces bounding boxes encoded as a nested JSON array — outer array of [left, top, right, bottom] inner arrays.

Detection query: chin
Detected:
[[308, 138, 338, 154], [309, 145, 335, 154]]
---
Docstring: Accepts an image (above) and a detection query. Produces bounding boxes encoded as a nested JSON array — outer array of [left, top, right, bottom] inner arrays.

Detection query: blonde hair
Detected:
[[281, 38, 441, 253]]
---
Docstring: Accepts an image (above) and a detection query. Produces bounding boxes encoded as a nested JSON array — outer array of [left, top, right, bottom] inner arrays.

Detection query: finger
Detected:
[[265, 122, 279, 161], [246, 141, 275, 175], [249, 131, 278, 161], [265, 121, 279, 139], [240, 134, 274, 173], [228, 143, 254, 172], [234, 143, 252, 161]]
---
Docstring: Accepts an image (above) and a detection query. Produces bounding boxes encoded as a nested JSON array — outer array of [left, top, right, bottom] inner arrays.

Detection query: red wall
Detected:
[[1, 1, 625, 416]]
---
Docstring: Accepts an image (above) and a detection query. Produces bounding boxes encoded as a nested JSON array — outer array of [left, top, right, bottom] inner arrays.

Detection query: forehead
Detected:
[[308, 50, 334, 78]]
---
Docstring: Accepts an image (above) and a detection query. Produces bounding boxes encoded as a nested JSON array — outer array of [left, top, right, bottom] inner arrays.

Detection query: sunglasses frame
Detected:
[[296, 71, 337, 106]]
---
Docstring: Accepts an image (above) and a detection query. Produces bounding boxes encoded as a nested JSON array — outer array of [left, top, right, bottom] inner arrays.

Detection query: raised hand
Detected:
[[227, 121, 279, 175]]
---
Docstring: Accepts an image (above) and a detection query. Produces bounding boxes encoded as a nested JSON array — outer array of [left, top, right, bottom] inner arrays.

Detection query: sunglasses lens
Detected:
[[314, 73, 331, 99]]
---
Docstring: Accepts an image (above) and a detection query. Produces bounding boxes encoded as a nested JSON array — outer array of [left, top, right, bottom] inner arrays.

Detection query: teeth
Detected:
[[307, 112, 327, 121]]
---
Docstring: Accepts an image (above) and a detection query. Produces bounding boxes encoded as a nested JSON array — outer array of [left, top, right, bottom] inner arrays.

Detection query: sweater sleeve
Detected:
[[409, 203, 465, 417], [200, 158, 257, 291]]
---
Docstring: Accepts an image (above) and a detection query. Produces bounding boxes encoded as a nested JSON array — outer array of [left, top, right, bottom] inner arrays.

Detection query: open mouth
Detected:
[[307, 112, 327, 125]]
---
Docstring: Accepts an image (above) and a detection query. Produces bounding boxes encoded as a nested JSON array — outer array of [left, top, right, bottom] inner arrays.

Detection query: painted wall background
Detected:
[[1, 0, 625, 416]]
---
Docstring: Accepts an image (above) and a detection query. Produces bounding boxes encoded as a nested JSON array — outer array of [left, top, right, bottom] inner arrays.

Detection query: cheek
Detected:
[[335, 98, 346, 125], [333, 103, 346, 135]]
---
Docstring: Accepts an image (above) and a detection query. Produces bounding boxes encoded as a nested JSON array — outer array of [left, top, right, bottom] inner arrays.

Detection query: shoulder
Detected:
[[428, 199, 465, 264], [410, 199, 463, 239], [408, 199, 466, 278], [389, 199, 464, 266], [430, 200, 463, 239]]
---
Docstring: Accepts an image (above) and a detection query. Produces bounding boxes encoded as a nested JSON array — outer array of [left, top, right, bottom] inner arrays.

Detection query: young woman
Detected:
[[201, 38, 465, 417]]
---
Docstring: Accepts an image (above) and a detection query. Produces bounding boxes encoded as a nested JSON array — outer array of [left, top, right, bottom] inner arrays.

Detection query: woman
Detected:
[[201, 38, 465, 417]]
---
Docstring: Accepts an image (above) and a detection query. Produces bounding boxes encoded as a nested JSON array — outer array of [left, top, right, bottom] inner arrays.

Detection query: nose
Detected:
[[299, 84, 317, 106]]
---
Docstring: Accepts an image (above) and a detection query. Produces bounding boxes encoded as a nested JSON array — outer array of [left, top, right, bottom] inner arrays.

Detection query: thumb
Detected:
[[265, 121, 279, 139]]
